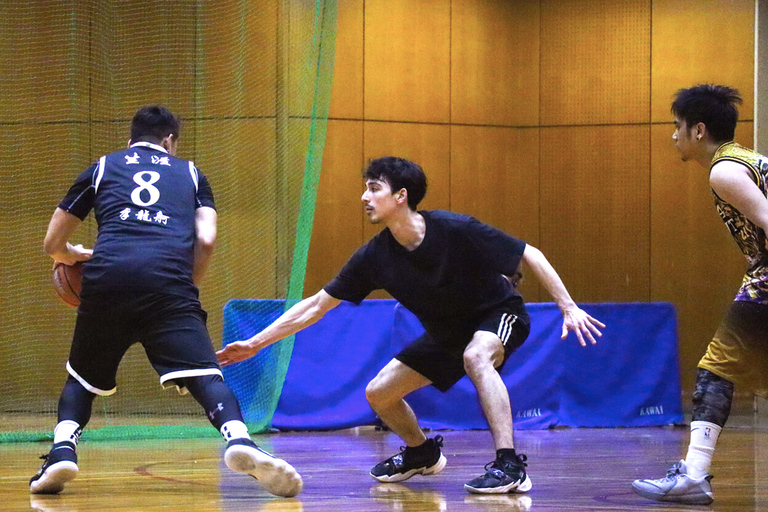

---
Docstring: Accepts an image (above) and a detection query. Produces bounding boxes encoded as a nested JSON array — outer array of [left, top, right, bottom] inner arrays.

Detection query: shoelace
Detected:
[[484, 454, 527, 474], [664, 462, 684, 480], [400, 435, 444, 455]]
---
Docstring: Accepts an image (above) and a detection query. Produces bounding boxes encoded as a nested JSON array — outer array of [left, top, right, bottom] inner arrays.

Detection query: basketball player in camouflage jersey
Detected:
[[218, 156, 604, 494], [30, 106, 302, 498], [633, 85, 768, 505]]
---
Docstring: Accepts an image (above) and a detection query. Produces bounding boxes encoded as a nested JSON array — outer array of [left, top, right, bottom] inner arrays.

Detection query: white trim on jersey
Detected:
[[66, 361, 117, 396], [92, 156, 107, 193], [188, 162, 199, 192], [160, 368, 223, 395], [130, 141, 168, 153], [496, 313, 518, 347]]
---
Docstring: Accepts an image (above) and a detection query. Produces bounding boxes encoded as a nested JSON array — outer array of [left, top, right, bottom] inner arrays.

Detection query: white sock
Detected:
[[220, 420, 250, 442], [685, 420, 721, 479], [53, 420, 82, 446]]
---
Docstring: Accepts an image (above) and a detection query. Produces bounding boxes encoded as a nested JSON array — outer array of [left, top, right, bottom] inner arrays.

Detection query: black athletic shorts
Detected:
[[395, 305, 531, 392], [67, 292, 222, 395]]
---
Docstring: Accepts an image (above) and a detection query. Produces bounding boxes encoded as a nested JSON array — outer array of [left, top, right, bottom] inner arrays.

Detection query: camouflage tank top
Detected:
[[711, 142, 768, 303]]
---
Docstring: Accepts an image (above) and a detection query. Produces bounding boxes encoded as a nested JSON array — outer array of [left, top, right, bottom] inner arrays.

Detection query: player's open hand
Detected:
[[561, 306, 605, 347], [216, 340, 260, 367]]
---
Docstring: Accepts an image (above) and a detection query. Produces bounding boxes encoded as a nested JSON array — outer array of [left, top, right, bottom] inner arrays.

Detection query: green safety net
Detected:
[[0, 0, 336, 442]]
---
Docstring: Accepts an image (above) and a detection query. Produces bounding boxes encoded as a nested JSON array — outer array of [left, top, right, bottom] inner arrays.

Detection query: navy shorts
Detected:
[[395, 305, 531, 392], [67, 292, 222, 395]]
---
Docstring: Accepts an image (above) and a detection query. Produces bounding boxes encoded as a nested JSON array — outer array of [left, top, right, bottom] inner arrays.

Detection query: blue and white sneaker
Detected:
[[632, 460, 714, 505], [224, 438, 303, 498], [29, 441, 79, 494]]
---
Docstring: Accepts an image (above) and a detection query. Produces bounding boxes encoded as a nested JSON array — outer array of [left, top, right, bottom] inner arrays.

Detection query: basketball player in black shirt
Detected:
[[218, 156, 604, 494], [30, 106, 302, 498]]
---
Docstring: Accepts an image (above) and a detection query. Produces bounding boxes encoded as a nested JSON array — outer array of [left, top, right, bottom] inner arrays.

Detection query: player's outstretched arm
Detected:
[[521, 244, 605, 347], [43, 208, 92, 265], [216, 289, 342, 366]]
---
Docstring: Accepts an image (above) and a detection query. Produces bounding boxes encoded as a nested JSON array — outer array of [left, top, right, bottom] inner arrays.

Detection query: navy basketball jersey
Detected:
[[59, 142, 215, 299]]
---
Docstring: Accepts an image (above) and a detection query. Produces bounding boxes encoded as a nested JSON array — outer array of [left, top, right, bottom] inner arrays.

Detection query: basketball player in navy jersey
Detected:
[[217, 156, 604, 494], [30, 106, 302, 498]]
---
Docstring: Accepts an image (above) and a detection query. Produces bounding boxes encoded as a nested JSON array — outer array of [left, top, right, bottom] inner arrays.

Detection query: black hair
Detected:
[[363, 157, 427, 210], [130, 105, 181, 144], [671, 85, 742, 143]]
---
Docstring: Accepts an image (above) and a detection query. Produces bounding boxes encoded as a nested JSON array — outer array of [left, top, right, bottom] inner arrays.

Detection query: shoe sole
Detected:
[[29, 461, 78, 495], [464, 473, 533, 495], [371, 453, 447, 483], [631, 481, 714, 505], [225, 445, 303, 498]]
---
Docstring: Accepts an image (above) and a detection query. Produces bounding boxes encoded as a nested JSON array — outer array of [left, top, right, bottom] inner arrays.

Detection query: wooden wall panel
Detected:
[[305, 120, 365, 296], [540, 0, 651, 126], [2, 0, 760, 415], [89, 3, 197, 121], [0, 3, 90, 123], [364, 0, 450, 123], [328, 0, 364, 119], [450, 126, 539, 242], [451, 0, 540, 126], [288, 0, 331, 118], [540, 125, 651, 302], [450, 125, 541, 301], [651, 0, 754, 123], [199, 0, 277, 119], [194, 119, 278, 307], [651, 121, 755, 392], [0, 123, 91, 408]]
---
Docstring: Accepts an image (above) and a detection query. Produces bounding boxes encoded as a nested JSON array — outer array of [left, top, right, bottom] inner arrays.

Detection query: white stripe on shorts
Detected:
[[496, 313, 518, 346], [160, 368, 223, 395], [66, 361, 117, 396]]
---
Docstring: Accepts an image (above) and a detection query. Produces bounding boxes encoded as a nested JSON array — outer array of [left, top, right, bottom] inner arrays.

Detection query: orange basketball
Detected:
[[53, 261, 84, 308]]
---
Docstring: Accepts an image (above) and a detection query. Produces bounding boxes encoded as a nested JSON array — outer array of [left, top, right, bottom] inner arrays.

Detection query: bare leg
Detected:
[[366, 359, 432, 446], [463, 331, 514, 450]]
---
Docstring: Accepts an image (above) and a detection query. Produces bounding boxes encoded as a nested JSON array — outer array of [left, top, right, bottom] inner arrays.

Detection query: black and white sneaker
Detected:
[[464, 454, 532, 494], [370, 435, 447, 483], [29, 441, 79, 494], [224, 438, 303, 498]]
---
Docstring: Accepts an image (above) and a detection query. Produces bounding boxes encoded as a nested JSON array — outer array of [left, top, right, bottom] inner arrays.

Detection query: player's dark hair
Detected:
[[130, 105, 181, 144], [671, 85, 742, 143], [363, 157, 427, 210]]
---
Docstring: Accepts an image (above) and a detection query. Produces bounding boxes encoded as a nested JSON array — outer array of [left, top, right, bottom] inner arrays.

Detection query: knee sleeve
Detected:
[[180, 374, 244, 430], [57, 375, 96, 427], [691, 368, 734, 427]]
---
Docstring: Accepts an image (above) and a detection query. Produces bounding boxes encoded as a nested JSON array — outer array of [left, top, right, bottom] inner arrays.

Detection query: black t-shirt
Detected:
[[324, 210, 527, 342], [58, 142, 215, 300]]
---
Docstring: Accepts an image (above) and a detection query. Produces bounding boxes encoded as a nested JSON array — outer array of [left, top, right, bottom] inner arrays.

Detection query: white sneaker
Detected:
[[224, 439, 303, 498], [632, 460, 713, 505]]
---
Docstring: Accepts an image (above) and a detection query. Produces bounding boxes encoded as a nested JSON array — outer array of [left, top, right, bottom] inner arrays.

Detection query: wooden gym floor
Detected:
[[2, 417, 768, 511]]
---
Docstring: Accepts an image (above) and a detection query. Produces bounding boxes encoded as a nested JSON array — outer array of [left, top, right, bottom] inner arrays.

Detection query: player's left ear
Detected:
[[396, 188, 407, 204], [693, 122, 707, 142]]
